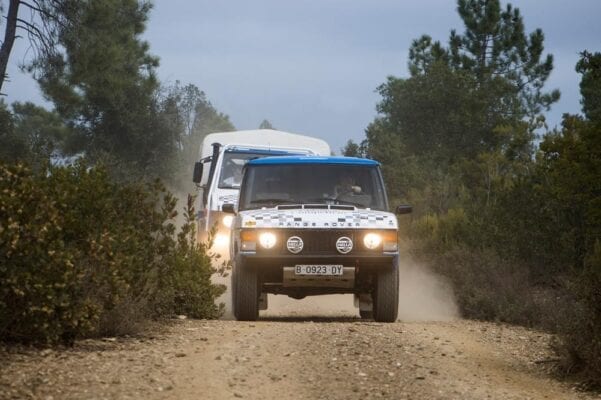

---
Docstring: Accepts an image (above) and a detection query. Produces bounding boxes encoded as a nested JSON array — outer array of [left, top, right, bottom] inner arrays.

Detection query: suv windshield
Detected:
[[239, 164, 387, 211]]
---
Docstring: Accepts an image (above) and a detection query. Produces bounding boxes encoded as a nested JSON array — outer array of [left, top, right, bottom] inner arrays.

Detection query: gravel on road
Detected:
[[1, 317, 597, 400]]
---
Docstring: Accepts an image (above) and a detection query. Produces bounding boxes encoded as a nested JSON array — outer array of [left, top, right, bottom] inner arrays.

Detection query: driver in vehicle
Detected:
[[335, 175, 362, 197], [333, 174, 373, 208], [222, 162, 243, 187]]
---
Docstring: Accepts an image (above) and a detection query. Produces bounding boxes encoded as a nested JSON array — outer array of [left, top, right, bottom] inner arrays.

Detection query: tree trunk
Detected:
[[0, 0, 21, 94]]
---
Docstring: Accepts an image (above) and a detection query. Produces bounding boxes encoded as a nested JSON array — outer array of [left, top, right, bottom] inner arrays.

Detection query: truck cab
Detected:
[[226, 156, 412, 322], [192, 130, 330, 251]]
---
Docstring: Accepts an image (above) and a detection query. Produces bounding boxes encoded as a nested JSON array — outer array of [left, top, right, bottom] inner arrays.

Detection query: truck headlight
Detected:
[[363, 233, 382, 249], [258, 232, 277, 249], [213, 233, 229, 248], [222, 215, 233, 228], [363, 231, 398, 252]]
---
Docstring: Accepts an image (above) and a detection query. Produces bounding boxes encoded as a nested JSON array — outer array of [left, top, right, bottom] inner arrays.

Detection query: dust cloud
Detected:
[[397, 259, 459, 321], [263, 294, 357, 318]]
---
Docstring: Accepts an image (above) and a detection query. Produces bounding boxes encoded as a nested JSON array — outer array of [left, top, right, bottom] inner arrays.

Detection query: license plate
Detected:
[[294, 264, 343, 276]]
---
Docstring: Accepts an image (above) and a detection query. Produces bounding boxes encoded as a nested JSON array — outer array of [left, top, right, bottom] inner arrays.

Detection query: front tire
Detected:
[[232, 259, 259, 321], [373, 265, 399, 323]]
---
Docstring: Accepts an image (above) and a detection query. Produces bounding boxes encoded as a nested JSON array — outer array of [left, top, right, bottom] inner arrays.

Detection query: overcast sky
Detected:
[[5, 0, 601, 153]]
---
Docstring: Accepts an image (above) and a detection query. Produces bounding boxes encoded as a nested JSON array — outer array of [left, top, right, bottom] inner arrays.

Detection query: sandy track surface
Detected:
[[1, 314, 597, 400]]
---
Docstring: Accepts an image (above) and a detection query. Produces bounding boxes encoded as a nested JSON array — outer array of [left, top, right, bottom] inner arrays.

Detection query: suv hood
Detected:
[[236, 206, 397, 229]]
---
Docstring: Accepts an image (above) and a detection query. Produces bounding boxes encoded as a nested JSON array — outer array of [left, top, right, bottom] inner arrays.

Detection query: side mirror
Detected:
[[395, 205, 412, 215], [222, 203, 236, 214], [193, 162, 203, 183]]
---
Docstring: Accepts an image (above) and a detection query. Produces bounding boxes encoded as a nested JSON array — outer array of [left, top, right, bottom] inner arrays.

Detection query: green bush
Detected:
[[559, 242, 601, 386], [415, 243, 564, 326], [151, 194, 226, 319], [0, 162, 224, 344], [407, 211, 575, 330], [412, 208, 472, 249]]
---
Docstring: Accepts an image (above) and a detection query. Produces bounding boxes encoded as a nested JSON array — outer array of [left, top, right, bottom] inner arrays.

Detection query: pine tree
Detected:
[[31, 0, 165, 181]]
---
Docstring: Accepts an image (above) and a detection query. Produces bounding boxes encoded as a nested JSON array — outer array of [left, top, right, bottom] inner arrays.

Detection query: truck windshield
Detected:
[[218, 151, 271, 189], [239, 164, 388, 211]]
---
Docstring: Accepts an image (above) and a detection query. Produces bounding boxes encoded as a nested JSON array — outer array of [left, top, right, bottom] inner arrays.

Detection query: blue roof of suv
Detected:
[[247, 156, 380, 166]]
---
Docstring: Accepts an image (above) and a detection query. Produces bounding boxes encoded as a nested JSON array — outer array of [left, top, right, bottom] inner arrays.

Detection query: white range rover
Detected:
[[223, 156, 412, 322]]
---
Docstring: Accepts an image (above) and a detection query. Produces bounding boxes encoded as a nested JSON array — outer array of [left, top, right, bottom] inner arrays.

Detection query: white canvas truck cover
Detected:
[[199, 129, 330, 158]]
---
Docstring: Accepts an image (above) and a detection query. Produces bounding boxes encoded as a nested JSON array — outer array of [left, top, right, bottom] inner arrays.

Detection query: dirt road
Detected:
[[1, 305, 597, 400]]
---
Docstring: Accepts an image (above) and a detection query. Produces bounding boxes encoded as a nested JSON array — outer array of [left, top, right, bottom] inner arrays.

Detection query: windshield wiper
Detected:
[[334, 199, 366, 208], [304, 197, 366, 208], [305, 196, 337, 202]]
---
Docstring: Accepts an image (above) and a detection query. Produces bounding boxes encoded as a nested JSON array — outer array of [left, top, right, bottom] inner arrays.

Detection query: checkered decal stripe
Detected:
[[240, 209, 397, 229]]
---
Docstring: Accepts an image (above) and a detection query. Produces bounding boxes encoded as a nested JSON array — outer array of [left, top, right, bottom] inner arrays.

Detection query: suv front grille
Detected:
[[258, 229, 375, 255]]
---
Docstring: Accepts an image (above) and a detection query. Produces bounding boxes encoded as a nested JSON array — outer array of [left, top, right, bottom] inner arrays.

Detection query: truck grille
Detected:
[[262, 229, 371, 255]]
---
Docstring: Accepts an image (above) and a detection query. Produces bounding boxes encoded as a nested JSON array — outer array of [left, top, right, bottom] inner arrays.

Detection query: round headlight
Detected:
[[222, 215, 233, 228], [258, 232, 277, 249], [363, 233, 382, 249]]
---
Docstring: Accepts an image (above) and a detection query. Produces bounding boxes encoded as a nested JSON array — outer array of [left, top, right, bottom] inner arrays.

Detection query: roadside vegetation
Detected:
[[0, 162, 225, 344], [0, 1, 232, 343], [0, 0, 598, 388], [344, 0, 600, 386]]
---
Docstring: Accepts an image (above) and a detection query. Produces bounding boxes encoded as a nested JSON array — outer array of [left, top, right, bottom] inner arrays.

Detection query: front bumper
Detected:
[[239, 253, 397, 270], [237, 252, 398, 295]]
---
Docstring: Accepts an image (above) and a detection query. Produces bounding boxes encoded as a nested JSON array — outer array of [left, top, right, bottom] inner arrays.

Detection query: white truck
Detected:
[[192, 129, 330, 251]]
